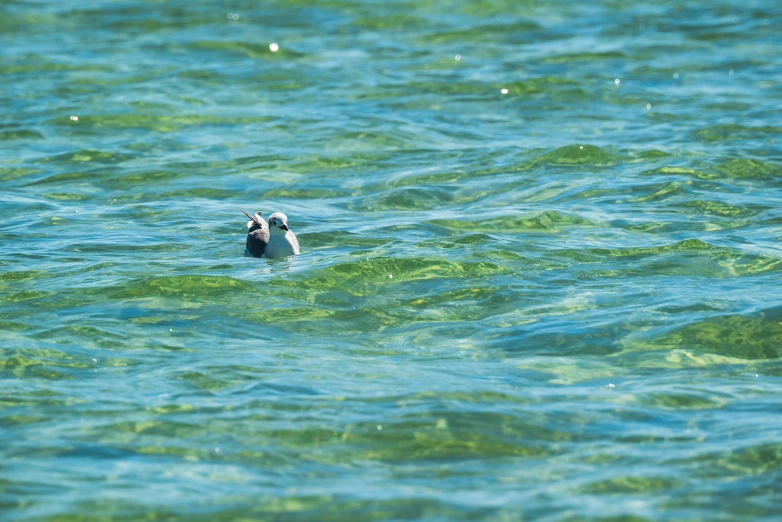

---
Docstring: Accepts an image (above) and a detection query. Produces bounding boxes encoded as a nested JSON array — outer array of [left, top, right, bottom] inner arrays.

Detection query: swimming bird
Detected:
[[240, 209, 269, 258], [265, 212, 300, 258]]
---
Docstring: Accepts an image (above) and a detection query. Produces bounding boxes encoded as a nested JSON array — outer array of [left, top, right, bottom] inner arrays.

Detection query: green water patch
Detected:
[[349, 186, 454, 211], [238, 306, 387, 336], [645, 160, 781, 182], [687, 26, 773, 43], [35, 215, 76, 227], [25, 171, 105, 186], [284, 153, 390, 174], [100, 418, 206, 439], [675, 199, 759, 218], [557, 185, 633, 203], [645, 108, 713, 123], [95, 170, 185, 190], [564, 239, 781, 277], [499, 77, 584, 96], [0, 270, 47, 284], [174, 370, 256, 392], [63, 5, 225, 32], [406, 55, 471, 71], [353, 424, 553, 461], [542, 51, 626, 64], [669, 442, 782, 484], [694, 124, 782, 143], [248, 286, 515, 335], [580, 239, 718, 259], [640, 166, 710, 180], [715, 159, 780, 180], [115, 275, 252, 299], [42, 494, 477, 522], [702, 101, 753, 112], [1, 290, 56, 303], [514, 356, 623, 385], [0, 287, 100, 311], [451, 233, 494, 245], [392, 285, 518, 323], [0, 167, 45, 182], [629, 63, 701, 76], [580, 475, 682, 495], [638, 391, 726, 410], [299, 231, 390, 249], [456, 0, 547, 16], [419, 20, 543, 44], [0, 321, 32, 332], [635, 150, 674, 160], [0, 389, 71, 409], [471, 250, 569, 270], [35, 149, 136, 165], [122, 139, 200, 155], [640, 308, 782, 360], [175, 68, 233, 84], [33, 325, 125, 349], [372, 170, 470, 190], [157, 188, 242, 200], [191, 40, 305, 60], [387, 76, 580, 98], [416, 233, 494, 250], [0, 129, 43, 140], [0, 414, 52, 427], [429, 210, 597, 234], [0, 348, 91, 379], [270, 257, 509, 296], [98, 112, 276, 130], [263, 186, 351, 199], [73, 242, 204, 255], [354, 13, 428, 31], [0, 9, 55, 32], [40, 192, 93, 202], [332, 130, 420, 150], [500, 82, 590, 103], [0, 57, 109, 74], [627, 181, 685, 203], [48, 113, 275, 133], [522, 145, 624, 169], [236, 411, 566, 462]]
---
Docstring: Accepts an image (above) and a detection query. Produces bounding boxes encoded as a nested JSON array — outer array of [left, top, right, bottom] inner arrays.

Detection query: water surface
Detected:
[[1, 0, 781, 520]]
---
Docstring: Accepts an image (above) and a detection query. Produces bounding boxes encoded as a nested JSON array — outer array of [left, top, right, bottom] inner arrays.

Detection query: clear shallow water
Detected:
[[1, 0, 781, 519]]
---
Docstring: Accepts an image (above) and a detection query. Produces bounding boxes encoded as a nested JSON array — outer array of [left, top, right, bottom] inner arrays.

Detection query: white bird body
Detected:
[[264, 212, 299, 258], [242, 211, 298, 259], [265, 229, 299, 258]]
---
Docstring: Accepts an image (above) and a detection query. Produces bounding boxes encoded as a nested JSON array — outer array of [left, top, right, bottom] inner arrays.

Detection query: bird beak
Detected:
[[280, 224, 289, 231]]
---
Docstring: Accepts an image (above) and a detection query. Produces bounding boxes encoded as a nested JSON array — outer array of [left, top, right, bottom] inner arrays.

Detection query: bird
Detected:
[[240, 209, 269, 258], [265, 212, 300, 258]]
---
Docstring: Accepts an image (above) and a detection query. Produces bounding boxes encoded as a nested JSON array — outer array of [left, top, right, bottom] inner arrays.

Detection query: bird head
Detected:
[[268, 212, 290, 234]]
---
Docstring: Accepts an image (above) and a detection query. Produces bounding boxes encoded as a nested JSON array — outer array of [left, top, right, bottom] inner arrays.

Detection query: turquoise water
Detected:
[[2, 0, 781, 519]]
